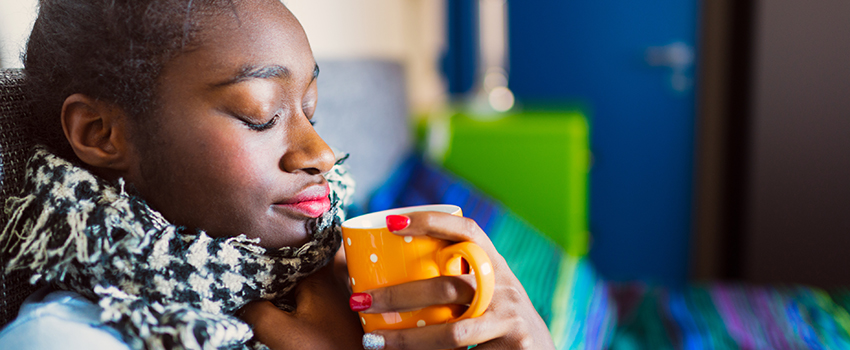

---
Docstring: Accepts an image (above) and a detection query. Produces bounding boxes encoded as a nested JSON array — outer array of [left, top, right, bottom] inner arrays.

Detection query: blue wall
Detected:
[[438, 1, 701, 284], [506, 0, 700, 285]]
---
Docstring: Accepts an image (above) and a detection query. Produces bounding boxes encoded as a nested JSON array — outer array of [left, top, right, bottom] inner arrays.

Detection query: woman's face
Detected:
[[125, 0, 335, 249]]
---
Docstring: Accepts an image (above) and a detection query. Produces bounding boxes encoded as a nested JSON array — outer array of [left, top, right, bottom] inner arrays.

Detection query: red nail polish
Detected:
[[386, 215, 410, 232], [350, 293, 372, 311]]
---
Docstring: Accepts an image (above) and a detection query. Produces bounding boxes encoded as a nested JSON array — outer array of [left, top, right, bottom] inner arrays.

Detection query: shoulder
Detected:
[[0, 287, 131, 350]]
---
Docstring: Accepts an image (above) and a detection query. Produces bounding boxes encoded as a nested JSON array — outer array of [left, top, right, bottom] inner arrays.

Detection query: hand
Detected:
[[238, 261, 364, 349], [353, 211, 555, 350]]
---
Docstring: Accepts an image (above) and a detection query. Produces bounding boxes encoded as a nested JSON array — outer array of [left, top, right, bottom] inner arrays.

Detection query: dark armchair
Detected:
[[0, 68, 39, 328]]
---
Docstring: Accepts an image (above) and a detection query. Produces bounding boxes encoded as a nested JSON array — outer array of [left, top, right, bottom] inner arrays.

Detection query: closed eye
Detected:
[[243, 114, 279, 131]]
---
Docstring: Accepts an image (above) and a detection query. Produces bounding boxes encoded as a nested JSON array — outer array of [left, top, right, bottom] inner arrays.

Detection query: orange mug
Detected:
[[341, 204, 495, 333]]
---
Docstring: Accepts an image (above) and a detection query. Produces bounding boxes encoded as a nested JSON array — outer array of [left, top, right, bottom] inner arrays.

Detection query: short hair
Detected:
[[24, 0, 232, 160]]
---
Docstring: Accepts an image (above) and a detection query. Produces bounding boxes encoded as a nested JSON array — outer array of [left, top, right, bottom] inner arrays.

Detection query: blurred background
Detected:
[[2, 0, 848, 288]]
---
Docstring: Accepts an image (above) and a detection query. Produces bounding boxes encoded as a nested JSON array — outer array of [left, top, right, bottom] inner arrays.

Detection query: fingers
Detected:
[[369, 312, 514, 350], [355, 211, 548, 349], [359, 290, 541, 350], [387, 211, 493, 250], [386, 211, 507, 275], [352, 275, 477, 313]]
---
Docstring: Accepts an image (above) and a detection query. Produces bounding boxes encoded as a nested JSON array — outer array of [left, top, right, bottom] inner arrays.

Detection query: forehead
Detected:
[[162, 0, 315, 86]]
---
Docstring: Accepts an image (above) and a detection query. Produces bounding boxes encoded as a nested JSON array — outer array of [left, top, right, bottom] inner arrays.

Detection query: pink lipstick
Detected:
[[275, 183, 331, 218]]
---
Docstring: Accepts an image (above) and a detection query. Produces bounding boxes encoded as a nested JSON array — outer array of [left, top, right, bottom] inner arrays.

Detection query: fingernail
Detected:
[[350, 292, 372, 311], [386, 215, 410, 232], [363, 333, 385, 350]]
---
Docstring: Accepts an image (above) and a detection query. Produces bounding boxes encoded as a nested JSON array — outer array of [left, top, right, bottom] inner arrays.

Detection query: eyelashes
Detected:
[[244, 114, 279, 131], [242, 114, 316, 131]]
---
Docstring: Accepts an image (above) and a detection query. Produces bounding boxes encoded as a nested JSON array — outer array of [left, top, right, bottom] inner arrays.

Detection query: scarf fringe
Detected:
[[2, 193, 35, 260], [2, 176, 143, 282]]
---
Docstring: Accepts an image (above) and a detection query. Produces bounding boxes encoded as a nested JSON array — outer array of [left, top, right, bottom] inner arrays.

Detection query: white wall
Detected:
[[286, 0, 409, 60], [286, 0, 447, 112], [0, 0, 38, 68]]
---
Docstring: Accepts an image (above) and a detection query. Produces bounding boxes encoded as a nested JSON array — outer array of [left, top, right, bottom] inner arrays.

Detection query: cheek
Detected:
[[187, 129, 276, 190], [138, 126, 281, 231], [145, 120, 276, 199]]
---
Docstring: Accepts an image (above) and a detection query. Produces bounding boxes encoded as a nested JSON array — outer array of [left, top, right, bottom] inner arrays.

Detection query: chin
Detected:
[[254, 222, 312, 250]]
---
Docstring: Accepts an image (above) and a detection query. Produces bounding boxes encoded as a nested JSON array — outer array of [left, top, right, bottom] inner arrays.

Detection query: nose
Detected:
[[281, 118, 335, 175]]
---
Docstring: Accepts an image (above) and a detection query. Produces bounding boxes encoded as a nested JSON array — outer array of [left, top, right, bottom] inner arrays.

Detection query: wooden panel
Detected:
[[743, 0, 850, 287]]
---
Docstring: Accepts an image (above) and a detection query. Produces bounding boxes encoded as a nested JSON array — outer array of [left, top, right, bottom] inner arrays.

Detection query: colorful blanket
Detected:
[[612, 284, 850, 350], [368, 155, 850, 350]]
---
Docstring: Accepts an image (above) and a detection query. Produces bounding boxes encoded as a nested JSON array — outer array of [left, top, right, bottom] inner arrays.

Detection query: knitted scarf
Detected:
[[0, 145, 355, 350]]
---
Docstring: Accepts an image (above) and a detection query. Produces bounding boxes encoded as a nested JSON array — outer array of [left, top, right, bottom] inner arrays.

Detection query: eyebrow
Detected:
[[212, 63, 320, 87]]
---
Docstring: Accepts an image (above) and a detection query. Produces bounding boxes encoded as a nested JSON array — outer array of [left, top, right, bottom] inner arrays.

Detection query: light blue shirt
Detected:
[[0, 287, 130, 350]]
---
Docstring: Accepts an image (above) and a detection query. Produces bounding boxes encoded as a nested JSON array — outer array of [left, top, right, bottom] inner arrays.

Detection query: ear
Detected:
[[61, 94, 135, 171]]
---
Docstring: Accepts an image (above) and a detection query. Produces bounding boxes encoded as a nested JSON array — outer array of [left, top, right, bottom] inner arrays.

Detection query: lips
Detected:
[[274, 182, 331, 218]]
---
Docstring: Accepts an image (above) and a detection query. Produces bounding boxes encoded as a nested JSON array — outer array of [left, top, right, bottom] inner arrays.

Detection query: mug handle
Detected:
[[436, 242, 496, 320]]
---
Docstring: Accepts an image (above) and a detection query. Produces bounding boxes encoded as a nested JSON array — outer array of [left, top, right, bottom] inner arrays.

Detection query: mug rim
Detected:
[[342, 204, 461, 229]]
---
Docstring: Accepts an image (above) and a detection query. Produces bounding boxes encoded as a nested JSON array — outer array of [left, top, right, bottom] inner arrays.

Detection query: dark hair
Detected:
[[24, 0, 230, 160]]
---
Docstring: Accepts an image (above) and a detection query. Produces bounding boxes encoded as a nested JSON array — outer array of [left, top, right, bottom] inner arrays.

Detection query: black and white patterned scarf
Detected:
[[0, 145, 355, 350]]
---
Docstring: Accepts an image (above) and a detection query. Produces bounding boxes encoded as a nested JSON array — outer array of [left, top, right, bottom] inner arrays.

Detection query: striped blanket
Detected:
[[368, 155, 850, 350]]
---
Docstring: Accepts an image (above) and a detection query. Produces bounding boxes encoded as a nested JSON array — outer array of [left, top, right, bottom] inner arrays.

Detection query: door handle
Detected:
[[646, 42, 695, 92]]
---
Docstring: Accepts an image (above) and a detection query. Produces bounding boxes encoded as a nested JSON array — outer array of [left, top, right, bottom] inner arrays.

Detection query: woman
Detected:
[[0, 0, 554, 349]]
